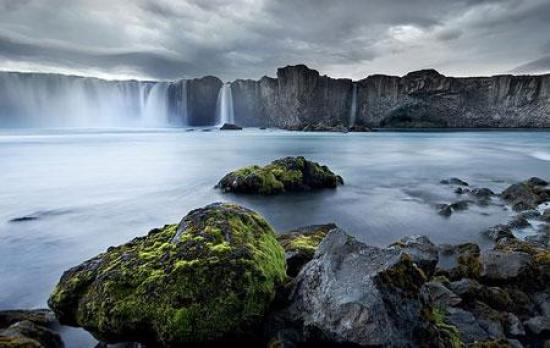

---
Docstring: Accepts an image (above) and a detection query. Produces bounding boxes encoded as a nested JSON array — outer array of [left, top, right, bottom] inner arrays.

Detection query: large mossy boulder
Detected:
[[48, 203, 286, 347], [216, 156, 343, 195]]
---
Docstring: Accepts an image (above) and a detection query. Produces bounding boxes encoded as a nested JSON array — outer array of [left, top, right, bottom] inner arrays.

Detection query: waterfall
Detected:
[[0, 71, 188, 128], [349, 83, 357, 127], [180, 80, 188, 126], [215, 82, 235, 126]]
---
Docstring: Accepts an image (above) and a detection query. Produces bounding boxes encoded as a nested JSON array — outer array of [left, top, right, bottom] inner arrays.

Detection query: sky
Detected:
[[1, 0, 549, 81]]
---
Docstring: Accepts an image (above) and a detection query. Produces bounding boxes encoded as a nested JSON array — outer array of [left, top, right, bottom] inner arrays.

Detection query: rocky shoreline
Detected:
[[2, 159, 550, 347]]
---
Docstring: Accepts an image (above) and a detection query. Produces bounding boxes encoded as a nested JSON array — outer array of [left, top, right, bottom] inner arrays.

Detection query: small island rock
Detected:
[[216, 156, 343, 195]]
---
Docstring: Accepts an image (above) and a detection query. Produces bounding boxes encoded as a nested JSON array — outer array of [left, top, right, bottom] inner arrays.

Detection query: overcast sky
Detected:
[[1, 0, 549, 81]]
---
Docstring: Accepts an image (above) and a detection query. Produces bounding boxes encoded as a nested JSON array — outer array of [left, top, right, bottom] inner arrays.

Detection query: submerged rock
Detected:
[[501, 177, 550, 211], [216, 156, 343, 195], [0, 309, 62, 348], [219, 123, 242, 130], [441, 178, 469, 186], [273, 229, 433, 347], [48, 203, 286, 347], [277, 223, 337, 277], [482, 224, 515, 242]]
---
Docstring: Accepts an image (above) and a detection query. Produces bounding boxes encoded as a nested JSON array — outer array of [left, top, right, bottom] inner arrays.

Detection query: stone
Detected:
[[421, 281, 462, 307], [277, 223, 337, 277], [437, 243, 481, 280], [388, 234, 439, 277], [524, 316, 550, 335], [0, 309, 62, 348], [216, 156, 343, 195], [507, 216, 531, 229], [482, 224, 515, 241], [480, 250, 533, 282], [541, 209, 550, 222], [501, 177, 550, 211], [48, 203, 286, 347], [444, 307, 490, 344], [219, 123, 242, 130], [470, 188, 495, 200], [278, 229, 430, 347], [504, 313, 525, 337], [441, 178, 469, 186]]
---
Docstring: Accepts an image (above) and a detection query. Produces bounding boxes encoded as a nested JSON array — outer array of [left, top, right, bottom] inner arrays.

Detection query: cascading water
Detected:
[[0, 71, 188, 128], [215, 82, 235, 126], [349, 83, 357, 127]]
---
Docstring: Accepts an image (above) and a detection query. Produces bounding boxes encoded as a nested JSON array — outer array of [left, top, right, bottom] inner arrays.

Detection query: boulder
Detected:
[[482, 224, 515, 242], [437, 243, 481, 280], [348, 125, 372, 132], [440, 178, 469, 186], [541, 209, 550, 222], [470, 188, 495, 201], [219, 123, 242, 130], [388, 234, 439, 277], [443, 307, 491, 344], [216, 156, 343, 195], [501, 177, 550, 211], [0, 309, 62, 348], [277, 223, 337, 277], [275, 229, 432, 347], [480, 250, 533, 282], [48, 203, 286, 347], [524, 316, 550, 335]]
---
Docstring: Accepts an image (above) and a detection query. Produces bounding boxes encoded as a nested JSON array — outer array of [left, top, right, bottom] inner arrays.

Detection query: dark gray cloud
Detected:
[[0, 0, 549, 81]]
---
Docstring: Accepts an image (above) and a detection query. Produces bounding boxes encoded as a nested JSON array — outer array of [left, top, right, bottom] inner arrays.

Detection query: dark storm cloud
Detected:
[[0, 0, 549, 80]]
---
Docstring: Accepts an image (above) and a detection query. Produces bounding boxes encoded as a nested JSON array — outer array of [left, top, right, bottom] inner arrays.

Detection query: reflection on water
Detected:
[[1, 129, 550, 346]]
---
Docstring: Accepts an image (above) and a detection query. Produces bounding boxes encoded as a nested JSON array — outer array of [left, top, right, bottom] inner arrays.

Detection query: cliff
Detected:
[[232, 65, 550, 129]]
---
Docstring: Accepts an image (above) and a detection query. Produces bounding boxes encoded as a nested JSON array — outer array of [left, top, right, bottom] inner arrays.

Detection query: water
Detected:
[[1, 129, 550, 346], [216, 83, 235, 125], [0, 72, 187, 128], [349, 84, 357, 127]]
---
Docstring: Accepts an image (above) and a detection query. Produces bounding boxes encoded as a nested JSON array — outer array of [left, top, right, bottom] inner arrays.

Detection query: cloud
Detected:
[[0, 0, 549, 80], [511, 55, 550, 74]]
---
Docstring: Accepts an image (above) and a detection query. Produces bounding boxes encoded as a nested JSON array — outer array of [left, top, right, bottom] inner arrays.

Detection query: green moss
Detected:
[[217, 156, 342, 195], [48, 203, 287, 346], [0, 336, 42, 348], [469, 339, 513, 348], [431, 307, 463, 348]]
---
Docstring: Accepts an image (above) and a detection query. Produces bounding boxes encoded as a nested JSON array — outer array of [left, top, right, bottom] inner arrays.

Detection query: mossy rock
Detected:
[[216, 156, 343, 195], [277, 223, 336, 276], [48, 203, 286, 347]]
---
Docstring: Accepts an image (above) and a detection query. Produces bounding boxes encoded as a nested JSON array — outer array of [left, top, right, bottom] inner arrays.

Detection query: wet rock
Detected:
[[216, 156, 343, 195], [520, 210, 542, 219], [277, 223, 337, 277], [421, 281, 462, 307], [524, 316, 550, 335], [388, 234, 439, 277], [455, 187, 470, 194], [444, 307, 490, 344], [0, 309, 62, 348], [437, 243, 481, 280], [440, 178, 469, 186], [480, 249, 534, 282], [348, 125, 372, 132], [501, 177, 550, 211], [470, 188, 495, 203], [219, 123, 243, 130], [541, 209, 550, 222], [437, 200, 471, 217], [482, 224, 515, 241], [48, 203, 286, 347], [301, 122, 348, 133], [278, 229, 430, 347], [504, 312, 526, 337], [508, 216, 531, 229], [470, 301, 505, 339], [534, 292, 550, 317]]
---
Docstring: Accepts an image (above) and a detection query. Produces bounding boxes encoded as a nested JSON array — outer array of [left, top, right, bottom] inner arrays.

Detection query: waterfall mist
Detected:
[[0, 72, 189, 128], [215, 83, 235, 126]]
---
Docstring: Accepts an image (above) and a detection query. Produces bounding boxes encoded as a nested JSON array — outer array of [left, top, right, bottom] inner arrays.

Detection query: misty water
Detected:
[[1, 128, 550, 346]]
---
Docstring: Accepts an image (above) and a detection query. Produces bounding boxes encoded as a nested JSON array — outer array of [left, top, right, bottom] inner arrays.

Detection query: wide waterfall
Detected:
[[215, 82, 235, 126], [0, 71, 188, 128], [349, 83, 357, 127]]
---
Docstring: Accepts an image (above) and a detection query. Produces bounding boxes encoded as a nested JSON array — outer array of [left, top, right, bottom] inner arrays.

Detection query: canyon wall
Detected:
[[233, 65, 550, 128], [1, 66, 550, 128]]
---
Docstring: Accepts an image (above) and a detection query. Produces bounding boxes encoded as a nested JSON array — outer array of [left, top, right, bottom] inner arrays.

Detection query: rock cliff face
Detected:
[[232, 65, 550, 129], [186, 76, 223, 126]]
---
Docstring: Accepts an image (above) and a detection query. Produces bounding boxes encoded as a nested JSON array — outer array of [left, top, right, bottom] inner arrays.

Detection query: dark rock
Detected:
[[508, 216, 531, 229], [444, 307, 490, 344], [302, 122, 349, 133], [219, 123, 242, 130], [482, 224, 515, 241], [470, 188, 495, 201], [277, 229, 430, 347], [501, 177, 550, 211], [186, 76, 223, 126], [277, 223, 337, 277], [216, 156, 343, 195], [541, 209, 550, 222], [524, 316, 550, 335], [441, 178, 469, 186], [388, 234, 439, 277], [421, 281, 462, 307], [480, 250, 534, 282], [455, 187, 470, 194], [520, 210, 542, 219], [0, 309, 62, 348], [48, 203, 286, 347], [437, 200, 472, 217], [470, 301, 505, 339], [437, 243, 481, 280], [534, 292, 550, 317], [348, 125, 371, 132], [504, 312, 526, 337]]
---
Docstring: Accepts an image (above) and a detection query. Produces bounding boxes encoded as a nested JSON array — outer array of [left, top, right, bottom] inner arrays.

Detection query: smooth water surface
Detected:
[[1, 129, 550, 346]]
